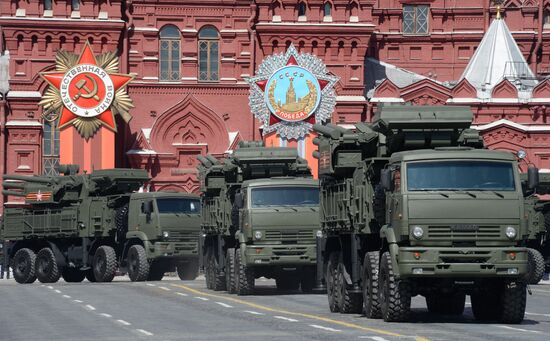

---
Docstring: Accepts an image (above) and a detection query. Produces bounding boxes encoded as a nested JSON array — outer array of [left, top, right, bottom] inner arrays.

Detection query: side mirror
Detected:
[[234, 193, 244, 209], [380, 169, 394, 192], [528, 165, 539, 190]]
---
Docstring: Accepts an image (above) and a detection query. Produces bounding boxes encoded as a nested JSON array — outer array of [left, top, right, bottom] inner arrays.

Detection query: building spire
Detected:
[[496, 5, 501, 19]]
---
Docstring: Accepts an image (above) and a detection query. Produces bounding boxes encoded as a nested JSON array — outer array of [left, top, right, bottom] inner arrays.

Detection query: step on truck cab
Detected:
[[314, 105, 533, 323]]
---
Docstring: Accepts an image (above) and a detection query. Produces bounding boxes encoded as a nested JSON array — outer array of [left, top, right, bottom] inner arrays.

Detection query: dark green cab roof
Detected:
[[390, 148, 516, 163], [130, 192, 200, 200], [242, 177, 318, 188]]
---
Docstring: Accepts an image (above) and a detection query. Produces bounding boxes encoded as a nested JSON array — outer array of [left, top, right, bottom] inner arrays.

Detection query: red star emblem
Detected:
[[35, 190, 43, 201], [40, 42, 133, 133]]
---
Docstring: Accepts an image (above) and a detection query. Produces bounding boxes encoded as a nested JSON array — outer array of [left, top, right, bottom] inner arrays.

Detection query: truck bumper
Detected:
[[145, 240, 199, 260], [397, 246, 528, 278], [243, 244, 316, 267]]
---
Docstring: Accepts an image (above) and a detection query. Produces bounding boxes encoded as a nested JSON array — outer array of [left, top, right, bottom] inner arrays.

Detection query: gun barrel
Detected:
[[313, 124, 341, 139], [2, 182, 26, 189], [2, 175, 53, 184], [2, 190, 25, 197], [197, 155, 213, 168], [206, 155, 220, 165]]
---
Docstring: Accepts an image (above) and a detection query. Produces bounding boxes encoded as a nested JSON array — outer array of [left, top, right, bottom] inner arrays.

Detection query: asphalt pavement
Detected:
[[1, 275, 550, 341]]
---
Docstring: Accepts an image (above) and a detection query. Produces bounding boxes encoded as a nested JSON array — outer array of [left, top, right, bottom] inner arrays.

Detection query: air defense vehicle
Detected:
[[198, 141, 320, 295], [521, 172, 550, 284], [313, 105, 533, 324], [1, 165, 201, 284]]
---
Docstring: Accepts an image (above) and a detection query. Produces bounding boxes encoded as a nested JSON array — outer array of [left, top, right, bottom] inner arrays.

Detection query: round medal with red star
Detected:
[[39, 41, 134, 139], [247, 44, 338, 139]]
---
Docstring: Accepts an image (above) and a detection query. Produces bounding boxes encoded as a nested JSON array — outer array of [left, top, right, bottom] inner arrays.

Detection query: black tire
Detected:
[[12, 248, 37, 284], [526, 248, 545, 285], [177, 260, 199, 280], [85, 269, 97, 282], [36, 247, 61, 283], [500, 281, 526, 324], [115, 204, 129, 242], [300, 268, 315, 293], [337, 261, 363, 313], [379, 251, 411, 322], [93, 245, 117, 282], [471, 290, 499, 321], [362, 251, 381, 318], [426, 293, 465, 315], [276, 276, 300, 291], [62, 268, 86, 283], [225, 248, 236, 293], [147, 263, 165, 281], [209, 250, 226, 291], [127, 245, 149, 282], [235, 250, 254, 295], [326, 252, 340, 312], [204, 248, 213, 289]]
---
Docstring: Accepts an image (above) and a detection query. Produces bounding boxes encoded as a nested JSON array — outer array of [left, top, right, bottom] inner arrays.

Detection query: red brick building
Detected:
[[1, 0, 550, 203]]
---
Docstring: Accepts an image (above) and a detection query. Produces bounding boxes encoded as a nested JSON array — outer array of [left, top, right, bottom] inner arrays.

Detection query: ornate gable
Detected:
[[372, 79, 400, 98], [400, 79, 451, 105], [532, 79, 550, 99], [491, 79, 519, 99], [451, 78, 477, 98]]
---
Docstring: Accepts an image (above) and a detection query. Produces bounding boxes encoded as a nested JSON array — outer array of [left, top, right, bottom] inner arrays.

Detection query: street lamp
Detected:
[[0, 50, 10, 209]]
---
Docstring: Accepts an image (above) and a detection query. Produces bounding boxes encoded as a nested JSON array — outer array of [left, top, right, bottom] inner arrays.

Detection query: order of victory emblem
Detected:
[[247, 45, 339, 139], [39, 41, 134, 139]]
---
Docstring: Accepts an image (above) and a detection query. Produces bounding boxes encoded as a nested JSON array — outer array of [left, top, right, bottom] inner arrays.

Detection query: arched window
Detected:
[[198, 26, 219, 82], [43, 120, 60, 176], [44, 0, 52, 11], [323, 2, 332, 17], [159, 25, 181, 81], [544, 10, 550, 26], [71, 0, 80, 11], [298, 2, 307, 17]]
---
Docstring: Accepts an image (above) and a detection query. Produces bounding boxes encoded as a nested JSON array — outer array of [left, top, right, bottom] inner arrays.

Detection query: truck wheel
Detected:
[[93, 246, 117, 282], [499, 281, 526, 324], [235, 250, 254, 295], [204, 248, 213, 289], [62, 268, 86, 283], [526, 248, 545, 285], [36, 247, 61, 283], [13, 248, 37, 284], [85, 269, 97, 282], [337, 261, 363, 314], [326, 252, 340, 312], [379, 251, 411, 322], [362, 251, 381, 319], [471, 290, 499, 321], [300, 268, 315, 293], [426, 293, 465, 315], [127, 245, 150, 282], [147, 262, 165, 281], [208, 250, 226, 291], [177, 260, 199, 281], [225, 248, 236, 293]]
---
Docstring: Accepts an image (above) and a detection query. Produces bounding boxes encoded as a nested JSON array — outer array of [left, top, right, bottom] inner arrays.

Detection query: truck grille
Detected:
[[264, 230, 314, 243], [427, 225, 501, 240]]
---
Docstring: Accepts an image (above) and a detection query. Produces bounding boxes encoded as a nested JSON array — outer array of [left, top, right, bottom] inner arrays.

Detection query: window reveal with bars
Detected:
[[403, 5, 429, 34], [198, 27, 220, 82], [159, 25, 181, 81]]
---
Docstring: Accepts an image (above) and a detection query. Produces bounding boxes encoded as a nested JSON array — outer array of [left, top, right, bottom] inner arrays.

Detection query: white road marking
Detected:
[[309, 324, 342, 332], [194, 296, 209, 301], [273, 316, 298, 322], [73, 300, 83, 303], [359, 337, 391, 341], [496, 326, 541, 334], [215, 302, 233, 308], [84, 305, 96, 311], [146, 283, 156, 287], [526, 312, 550, 317], [136, 329, 154, 336], [62, 295, 71, 298], [47, 286, 53, 289], [117, 319, 131, 326], [54, 289, 62, 293], [99, 313, 112, 318], [159, 286, 171, 291], [244, 310, 265, 315], [176, 292, 188, 297]]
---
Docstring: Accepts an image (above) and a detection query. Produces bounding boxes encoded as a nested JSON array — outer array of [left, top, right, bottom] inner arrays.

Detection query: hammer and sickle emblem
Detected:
[[73, 74, 100, 102]]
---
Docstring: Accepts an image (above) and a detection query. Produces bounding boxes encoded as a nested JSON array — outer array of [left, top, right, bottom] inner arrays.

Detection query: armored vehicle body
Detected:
[[198, 141, 320, 294], [314, 105, 532, 323], [1, 165, 201, 284]]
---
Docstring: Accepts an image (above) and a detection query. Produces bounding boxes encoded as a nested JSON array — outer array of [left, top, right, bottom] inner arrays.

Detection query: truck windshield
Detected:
[[156, 198, 200, 214], [406, 161, 515, 191], [251, 187, 319, 207]]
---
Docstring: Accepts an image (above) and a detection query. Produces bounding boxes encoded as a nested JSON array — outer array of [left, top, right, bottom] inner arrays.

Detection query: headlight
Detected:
[[254, 231, 262, 240], [505, 226, 517, 239], [316, 230, 323, 238], [412, 226, 424, 239], [162, 231, 169, 238]]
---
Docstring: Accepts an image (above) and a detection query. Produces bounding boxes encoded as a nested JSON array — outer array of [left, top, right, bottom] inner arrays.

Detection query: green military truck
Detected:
[[1, 165, 201, 284], [198, 141, 320, 295], [521, 172, 550, 284], [313, 105, 533, 323]]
